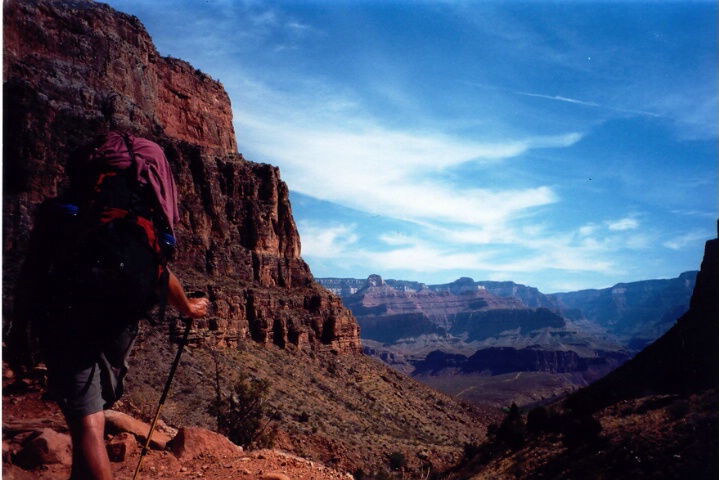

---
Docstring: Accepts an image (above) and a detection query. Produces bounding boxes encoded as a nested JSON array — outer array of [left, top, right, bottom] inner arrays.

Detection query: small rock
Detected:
[[106, 432, 138, 462], [260, 473, 291, 480]]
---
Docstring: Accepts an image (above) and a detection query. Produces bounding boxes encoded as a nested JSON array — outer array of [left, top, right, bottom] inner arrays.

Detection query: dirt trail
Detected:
[[2, 372, 351, 480]]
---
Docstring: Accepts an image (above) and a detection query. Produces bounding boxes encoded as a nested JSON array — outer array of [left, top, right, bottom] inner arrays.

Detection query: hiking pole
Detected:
[[132, 315, 194, 480]]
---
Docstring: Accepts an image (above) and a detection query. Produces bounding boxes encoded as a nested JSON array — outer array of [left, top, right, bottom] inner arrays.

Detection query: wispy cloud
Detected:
[[234, 83, 583, 232], [663, 230, 713, 251], [607, 217, 639, 231], [297, 223, 358, 259]]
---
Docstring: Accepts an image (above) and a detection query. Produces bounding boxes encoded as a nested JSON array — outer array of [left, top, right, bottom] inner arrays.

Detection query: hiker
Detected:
[[7, 131, 209, 480]]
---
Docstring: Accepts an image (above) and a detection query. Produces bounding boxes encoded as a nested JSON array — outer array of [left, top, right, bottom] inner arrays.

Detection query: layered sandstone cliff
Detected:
[[3, 0, 360, 354]]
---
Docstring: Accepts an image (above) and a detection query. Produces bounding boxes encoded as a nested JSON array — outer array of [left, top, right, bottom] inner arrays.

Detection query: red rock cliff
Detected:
[[3, 0, 361, 354]]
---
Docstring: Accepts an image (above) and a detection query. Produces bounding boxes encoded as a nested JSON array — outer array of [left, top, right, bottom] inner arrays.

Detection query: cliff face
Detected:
[[3, 0, 361, 354]]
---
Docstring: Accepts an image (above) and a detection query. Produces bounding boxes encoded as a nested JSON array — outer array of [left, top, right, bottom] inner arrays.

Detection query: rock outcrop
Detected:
[[2, 0, 360, 354]]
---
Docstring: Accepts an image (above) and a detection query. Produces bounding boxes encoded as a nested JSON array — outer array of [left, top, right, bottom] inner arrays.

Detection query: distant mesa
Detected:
[[366, 274, 386, 287]]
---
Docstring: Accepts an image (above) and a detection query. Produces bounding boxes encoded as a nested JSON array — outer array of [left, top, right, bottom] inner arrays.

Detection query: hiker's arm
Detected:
[[166, 268, 209, 319]]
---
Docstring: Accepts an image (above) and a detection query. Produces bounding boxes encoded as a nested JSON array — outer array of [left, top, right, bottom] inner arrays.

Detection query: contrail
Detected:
[[515, 90, 662, 118]]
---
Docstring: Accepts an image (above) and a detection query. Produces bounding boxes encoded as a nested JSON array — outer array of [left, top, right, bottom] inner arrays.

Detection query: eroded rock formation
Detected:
[[3, 0, 360, 354]]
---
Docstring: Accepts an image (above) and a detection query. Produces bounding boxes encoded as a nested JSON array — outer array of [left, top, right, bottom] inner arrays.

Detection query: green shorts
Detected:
[[45, 322, 138, 421]]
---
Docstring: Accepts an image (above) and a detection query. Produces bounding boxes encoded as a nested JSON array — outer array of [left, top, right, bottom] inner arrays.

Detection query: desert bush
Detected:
[[667, 399, 691, 420], [526, 406, 550, 434], [210, 372, 273, 449], [561, 413, 603, 449], [463, 441, 482, 461], [388, 451, 408, 471], [527, 406, 563, 435], [495, 403, 526, 450], [620, 405, 635, 417], [373, 469, 393, 480]]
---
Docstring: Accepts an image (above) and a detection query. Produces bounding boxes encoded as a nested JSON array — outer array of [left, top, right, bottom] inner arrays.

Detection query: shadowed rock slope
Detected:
[[564, 229, 719, 414], [447, 228, 718, 479]]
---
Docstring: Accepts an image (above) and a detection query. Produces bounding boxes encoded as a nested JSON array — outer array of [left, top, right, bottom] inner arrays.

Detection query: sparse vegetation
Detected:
[[667, 399, 691, 419], [492, 403, 526, 450], [209, 371, 275, 449], [526, 405, 563, 435], [560, 412, 603, 449], [388, 451, 408, 471]]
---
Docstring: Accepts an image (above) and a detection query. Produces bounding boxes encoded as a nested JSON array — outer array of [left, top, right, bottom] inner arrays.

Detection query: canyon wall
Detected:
[[3, 0, 361, 354]]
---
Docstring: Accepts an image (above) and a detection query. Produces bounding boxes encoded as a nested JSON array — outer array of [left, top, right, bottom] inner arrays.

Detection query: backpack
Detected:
[[55, 132, 175, 326]]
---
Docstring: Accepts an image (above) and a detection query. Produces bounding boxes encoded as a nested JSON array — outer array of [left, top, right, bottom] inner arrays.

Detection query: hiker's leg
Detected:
[[99, 322, 138, 409], [45, 343, 112, 480], [69, 411, 113, 480]]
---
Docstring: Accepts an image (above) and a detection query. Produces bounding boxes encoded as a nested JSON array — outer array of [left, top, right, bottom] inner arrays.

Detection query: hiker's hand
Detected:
[[166, 268, 209, 319], [185, 297, 209, 319]]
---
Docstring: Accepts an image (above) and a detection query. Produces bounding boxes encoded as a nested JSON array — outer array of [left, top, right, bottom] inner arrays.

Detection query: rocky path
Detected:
[[2, 368, 351, 480]]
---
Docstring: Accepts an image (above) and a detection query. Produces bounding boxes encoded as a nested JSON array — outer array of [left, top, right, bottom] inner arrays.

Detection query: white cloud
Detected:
[[234, 100, 576, 231], [607, 217, 639, 231], [578, 223, 600, 236], [297, 223, 359, 258]]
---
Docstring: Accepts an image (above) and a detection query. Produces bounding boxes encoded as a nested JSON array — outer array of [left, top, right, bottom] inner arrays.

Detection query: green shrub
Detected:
[[463, 441, 482, 461], [388, 451, 408, 471], [496, 403, 526, 450], [527, 406, 563, 435], [210, 372, 273, 449], [526, 406, 550, 434], [667, 399, 691, 420], [561, 413, 603, 449]]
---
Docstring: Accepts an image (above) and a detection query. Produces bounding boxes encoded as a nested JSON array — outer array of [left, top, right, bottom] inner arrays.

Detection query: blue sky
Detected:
[[104, 0, 717, 293]]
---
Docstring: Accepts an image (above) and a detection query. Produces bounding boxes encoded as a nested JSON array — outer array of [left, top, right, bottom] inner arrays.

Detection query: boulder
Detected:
[[13, 428, 72, 468], [104, 410, 171, 450], [170, 426, 242, 460]]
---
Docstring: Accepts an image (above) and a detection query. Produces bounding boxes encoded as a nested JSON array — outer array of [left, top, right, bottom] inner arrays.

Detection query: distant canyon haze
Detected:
[[318, 272, 697, 407]]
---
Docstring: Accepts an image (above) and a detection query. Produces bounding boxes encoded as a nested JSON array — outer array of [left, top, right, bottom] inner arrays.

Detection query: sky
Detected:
[[103, 0, 717, 293]]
